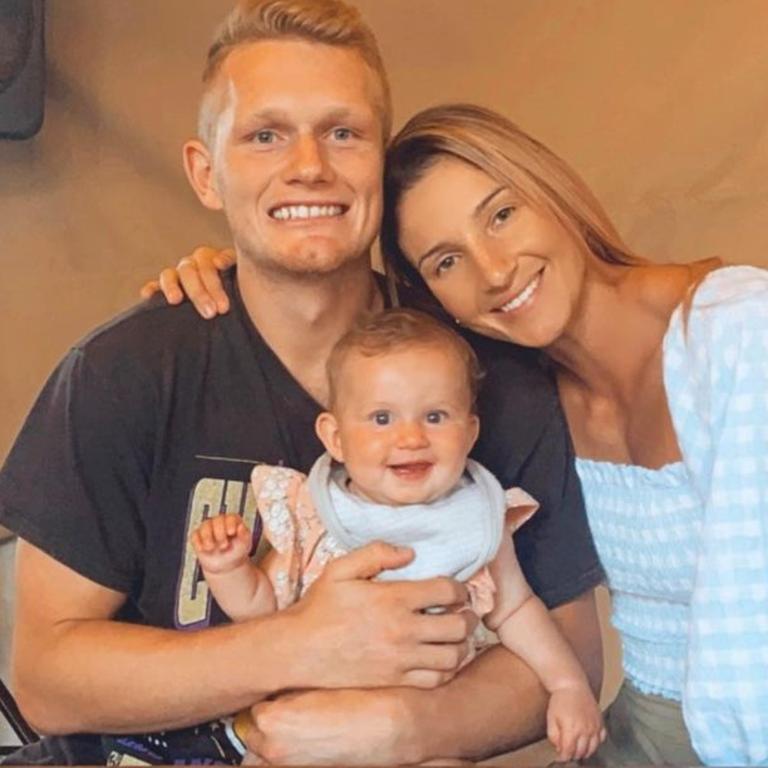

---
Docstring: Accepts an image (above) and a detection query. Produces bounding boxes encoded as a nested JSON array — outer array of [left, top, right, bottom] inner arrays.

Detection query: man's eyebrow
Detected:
[[240, 106, 367, 126], [416, 185, 507, 269], [239, 108, 290, 125]]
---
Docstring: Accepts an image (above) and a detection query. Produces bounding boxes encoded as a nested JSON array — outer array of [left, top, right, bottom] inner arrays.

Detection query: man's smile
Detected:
[[269, 203, 348, 221]]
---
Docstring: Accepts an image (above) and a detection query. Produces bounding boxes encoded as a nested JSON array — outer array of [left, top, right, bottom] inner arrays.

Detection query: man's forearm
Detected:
[[397, 590, 604, 762], [15, 611, 299, 735], [399, 644, 548, 762]]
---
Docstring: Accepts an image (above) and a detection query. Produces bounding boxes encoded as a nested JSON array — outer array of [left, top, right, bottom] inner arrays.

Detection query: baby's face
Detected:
[[319, 343, 480, 506]]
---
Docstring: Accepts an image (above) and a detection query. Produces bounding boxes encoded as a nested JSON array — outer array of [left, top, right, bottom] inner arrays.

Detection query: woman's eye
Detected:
[[426, 411, 447, 424], [253, 130, 277, 144], [435, 254, 457, 275], [372, 411, 391, 425], [492, 206, 515, 226]]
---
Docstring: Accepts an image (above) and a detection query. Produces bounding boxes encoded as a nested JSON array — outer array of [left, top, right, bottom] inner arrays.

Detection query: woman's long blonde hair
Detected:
[[382, 104, 638, 298]]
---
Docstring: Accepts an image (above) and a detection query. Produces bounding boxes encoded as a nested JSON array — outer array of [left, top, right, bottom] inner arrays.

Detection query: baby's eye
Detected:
[[426, 410, 448, 424], [372, 411, 391, 425]]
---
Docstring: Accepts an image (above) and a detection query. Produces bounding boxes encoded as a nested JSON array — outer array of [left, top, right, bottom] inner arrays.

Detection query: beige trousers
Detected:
[[590, 681, 702, 767]]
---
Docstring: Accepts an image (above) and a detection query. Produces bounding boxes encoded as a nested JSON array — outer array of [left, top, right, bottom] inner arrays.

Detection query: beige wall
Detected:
[[2, 0, 768, 461], [1, 0, 766, 753]]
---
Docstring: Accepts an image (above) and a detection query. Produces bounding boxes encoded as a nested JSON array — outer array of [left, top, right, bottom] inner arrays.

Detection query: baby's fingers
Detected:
[[191, 524, 215, 553], [211, 514, 238, 548], [546, 716, 562, 758], [223, 513, 242, 537]]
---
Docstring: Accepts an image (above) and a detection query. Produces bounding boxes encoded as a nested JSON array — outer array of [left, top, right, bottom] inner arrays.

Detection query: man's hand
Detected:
[[279, 541, 477, 691], [140, 246, 234, 318], [244, 688, 419, 766]]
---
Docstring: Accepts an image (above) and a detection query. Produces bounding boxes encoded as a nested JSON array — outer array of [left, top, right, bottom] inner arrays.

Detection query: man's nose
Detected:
[[396, 420, 429, 449], [283, 134, 334, 184]]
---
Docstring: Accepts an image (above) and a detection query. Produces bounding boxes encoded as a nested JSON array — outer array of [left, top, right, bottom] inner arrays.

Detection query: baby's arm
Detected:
[[191, 513, 276, 622], [485, 535, 604, 761]]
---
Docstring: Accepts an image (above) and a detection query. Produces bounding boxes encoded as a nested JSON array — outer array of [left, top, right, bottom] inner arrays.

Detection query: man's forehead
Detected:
[[212, 38, 380, 113]]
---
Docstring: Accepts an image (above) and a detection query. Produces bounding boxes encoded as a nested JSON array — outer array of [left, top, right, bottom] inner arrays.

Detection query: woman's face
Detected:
[[397, 155, 588, 348]]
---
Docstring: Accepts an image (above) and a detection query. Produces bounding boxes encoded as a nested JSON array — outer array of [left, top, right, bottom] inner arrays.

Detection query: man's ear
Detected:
[[315, 411, 345, 463], [183, 139, 224, 211]]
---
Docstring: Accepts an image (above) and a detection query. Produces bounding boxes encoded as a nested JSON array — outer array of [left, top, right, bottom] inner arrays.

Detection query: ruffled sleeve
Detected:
[[467, 486, 540, 617], [664, 267, 768, 765], [251, 464, 341, 608]]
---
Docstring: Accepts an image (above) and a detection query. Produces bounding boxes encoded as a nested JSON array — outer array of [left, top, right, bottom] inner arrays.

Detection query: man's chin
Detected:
[[273, 246, 366, 278]]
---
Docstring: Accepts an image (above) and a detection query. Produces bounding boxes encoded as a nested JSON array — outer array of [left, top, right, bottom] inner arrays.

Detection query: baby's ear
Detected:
[[315, 411, 344, 463], [503, 487, 539, 532]]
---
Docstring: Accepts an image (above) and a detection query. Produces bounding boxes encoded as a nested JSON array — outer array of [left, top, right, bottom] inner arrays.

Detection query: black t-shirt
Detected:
[[0, 268, 602, 758]]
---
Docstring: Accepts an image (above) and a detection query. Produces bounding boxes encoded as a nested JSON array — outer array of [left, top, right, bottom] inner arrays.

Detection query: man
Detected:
[[0, 1, 603, 764]]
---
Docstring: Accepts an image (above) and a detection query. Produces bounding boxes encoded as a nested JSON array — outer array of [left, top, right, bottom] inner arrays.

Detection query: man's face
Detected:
[[204, 40, 385, 278]]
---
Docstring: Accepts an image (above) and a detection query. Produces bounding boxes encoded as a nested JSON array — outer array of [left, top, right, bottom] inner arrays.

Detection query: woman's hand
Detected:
[[139, 246, 235, 318]]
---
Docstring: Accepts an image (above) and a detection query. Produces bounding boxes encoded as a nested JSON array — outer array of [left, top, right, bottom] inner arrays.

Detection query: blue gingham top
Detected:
[[576, 266, 768, 766]]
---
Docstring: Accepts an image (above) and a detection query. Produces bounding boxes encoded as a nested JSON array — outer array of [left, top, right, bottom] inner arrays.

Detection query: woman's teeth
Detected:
[[271, 204, 344, 221], [500, 272, 541, 312]]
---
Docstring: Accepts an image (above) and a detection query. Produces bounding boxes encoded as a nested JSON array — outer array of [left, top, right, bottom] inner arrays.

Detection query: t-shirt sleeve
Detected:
[[471, 343, 603, 609], [0, 346, 150, 593], [507, 401, 603, 608]]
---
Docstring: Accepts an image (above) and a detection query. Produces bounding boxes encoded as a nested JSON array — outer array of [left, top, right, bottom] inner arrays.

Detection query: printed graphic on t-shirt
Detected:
[[175, 477, 263, 628]]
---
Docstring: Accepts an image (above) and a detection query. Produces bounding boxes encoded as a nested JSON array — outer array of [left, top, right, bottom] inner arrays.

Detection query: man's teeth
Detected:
[[271, 204, 344, 221], [500, 273, 541, 312]]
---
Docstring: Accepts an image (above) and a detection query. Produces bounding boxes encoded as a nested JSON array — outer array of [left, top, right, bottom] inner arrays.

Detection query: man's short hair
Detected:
[[198, 0, 392, 146], [327, 308, 483, 412]]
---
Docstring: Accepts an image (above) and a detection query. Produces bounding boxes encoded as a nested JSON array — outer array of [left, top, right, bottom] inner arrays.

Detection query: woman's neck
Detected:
[[546, 262, 695, 402]]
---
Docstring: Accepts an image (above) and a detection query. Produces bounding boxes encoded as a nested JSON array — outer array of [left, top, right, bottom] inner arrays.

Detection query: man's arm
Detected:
[[406, 588, 603, 762], [244, 588, 603, 765], [12, 540, 476, 735]]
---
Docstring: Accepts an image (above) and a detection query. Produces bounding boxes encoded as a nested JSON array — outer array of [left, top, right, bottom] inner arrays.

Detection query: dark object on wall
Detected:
[[0, 0, 45, 140]]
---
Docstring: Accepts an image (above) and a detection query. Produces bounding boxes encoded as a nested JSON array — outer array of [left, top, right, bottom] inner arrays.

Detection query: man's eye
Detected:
[[372, 411, 391, 425], [332, 127, 353, 141], [426, 411, 447, 424], [253, 130, 277, 144]]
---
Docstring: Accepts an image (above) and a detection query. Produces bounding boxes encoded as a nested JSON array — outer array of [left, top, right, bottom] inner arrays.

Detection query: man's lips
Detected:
[[388, 461, 433, 480], [268, 203, 348, 221]]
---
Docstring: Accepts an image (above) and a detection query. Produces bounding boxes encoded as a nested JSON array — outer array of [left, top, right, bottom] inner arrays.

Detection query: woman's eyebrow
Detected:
[[473, 185, 507, 217], [417, 240, 459, 269]]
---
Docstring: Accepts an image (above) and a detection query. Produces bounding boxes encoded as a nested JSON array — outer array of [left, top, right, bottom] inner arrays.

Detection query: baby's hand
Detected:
[[191, 513, 252, 574], [547, 685, 606, 762]]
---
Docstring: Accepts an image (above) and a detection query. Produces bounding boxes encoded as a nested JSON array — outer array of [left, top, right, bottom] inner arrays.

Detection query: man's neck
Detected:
[[236, 256, 384, 405]]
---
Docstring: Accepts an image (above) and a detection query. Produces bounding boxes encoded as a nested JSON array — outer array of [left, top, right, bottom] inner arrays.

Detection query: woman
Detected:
[[147, 104, 767, 766]]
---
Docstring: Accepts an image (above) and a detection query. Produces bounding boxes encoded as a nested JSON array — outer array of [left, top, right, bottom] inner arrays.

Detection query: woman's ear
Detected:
[[315, 411, 345, 463], [183, 139, 224, 211]]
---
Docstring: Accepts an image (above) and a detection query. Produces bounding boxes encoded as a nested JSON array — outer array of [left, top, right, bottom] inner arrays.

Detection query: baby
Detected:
[[193, 308, 605, 762]]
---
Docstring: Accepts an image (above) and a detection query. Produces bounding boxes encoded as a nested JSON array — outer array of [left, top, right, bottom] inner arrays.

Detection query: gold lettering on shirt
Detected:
[[176, 478, 260, 627]]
